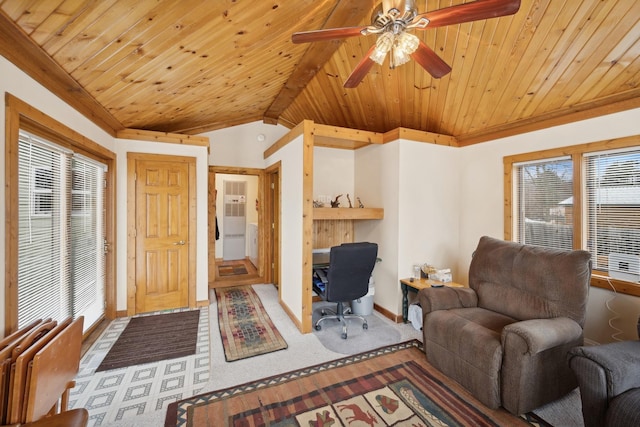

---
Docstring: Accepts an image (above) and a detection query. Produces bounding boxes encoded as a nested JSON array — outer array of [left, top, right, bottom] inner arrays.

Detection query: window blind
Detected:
[[17, 131, 105, 329], [515, 157, 573, 250], [585, 148, 640, 278]]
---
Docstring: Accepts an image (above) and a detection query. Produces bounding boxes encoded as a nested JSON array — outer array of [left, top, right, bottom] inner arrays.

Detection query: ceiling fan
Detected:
[[292, 0, 521, 88]]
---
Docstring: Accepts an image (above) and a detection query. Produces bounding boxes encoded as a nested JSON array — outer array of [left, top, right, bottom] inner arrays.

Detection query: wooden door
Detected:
[[266, 165, 280, 288], [134, 157, 190, 313]]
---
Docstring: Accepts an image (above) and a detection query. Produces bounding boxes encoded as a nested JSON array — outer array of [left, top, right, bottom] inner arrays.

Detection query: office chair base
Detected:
[[315, 312, 368, 339]]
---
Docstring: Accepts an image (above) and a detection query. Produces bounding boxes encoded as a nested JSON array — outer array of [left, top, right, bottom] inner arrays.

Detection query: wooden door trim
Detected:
[[5, 94, 116, 334], [127, 153, 196, 316], [208, 166, 266, 288], [265, 162, 281, 294]]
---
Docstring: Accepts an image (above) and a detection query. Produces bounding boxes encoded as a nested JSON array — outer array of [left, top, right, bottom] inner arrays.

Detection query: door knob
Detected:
[[173, 240, 186, 245]]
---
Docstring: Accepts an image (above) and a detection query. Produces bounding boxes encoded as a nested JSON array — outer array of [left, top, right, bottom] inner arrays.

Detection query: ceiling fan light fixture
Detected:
[[370, 31, 394, 65], [391, 31, 419, 68]]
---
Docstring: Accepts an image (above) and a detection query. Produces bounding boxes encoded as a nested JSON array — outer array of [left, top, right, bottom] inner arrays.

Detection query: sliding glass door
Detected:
[[17, 130, 106, 330]]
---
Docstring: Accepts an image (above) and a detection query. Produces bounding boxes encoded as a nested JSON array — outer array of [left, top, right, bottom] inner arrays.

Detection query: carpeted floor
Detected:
[[166, 340, 544, 427], [78, 285, 584, 427]]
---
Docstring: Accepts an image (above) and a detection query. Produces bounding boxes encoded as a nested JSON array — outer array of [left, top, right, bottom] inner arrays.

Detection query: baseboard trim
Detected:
[[374, 303, 402, 323]]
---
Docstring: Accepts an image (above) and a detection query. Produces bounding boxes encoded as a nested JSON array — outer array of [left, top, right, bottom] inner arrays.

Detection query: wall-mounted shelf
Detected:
[[313, 207, 384, 220]]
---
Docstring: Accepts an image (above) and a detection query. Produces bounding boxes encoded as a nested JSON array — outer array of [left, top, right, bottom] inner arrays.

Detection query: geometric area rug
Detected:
[[215, 285, 288, 362], [165, 340, 550, 427], [71, 308, 209, 426]]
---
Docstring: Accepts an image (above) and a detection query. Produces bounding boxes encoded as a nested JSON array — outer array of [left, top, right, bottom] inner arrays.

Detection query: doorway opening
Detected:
[[208, 166, 265, 288]]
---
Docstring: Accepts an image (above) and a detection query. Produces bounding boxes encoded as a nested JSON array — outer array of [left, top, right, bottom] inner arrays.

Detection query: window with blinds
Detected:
[[585, 148, 640, 278], [17, 131, 106, 329], [515, 157, 573, 250]]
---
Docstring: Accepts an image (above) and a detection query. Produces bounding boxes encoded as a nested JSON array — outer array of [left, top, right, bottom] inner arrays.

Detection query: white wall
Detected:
[[355, 142, 400, 314], [203, 122, 289, 168], [355, 140, 461, 315], [113, 140, 210, 310], [265, 137, 304, 321], [458, 108, 640, 343], [0, 55, 114, 334], [313, 147, 354, 205]]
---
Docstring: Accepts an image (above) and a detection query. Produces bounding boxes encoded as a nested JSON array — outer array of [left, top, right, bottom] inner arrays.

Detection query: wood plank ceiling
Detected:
[[0, 0, 638, 145]]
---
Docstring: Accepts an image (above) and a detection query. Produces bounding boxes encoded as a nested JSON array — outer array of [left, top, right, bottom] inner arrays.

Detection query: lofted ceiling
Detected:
[[0, 0, 639, 145]]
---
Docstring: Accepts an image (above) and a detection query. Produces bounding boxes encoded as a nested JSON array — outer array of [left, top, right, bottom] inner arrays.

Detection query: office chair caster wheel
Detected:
[[315, 324, 322, 331], [363, 323, 368, 330], [341, 332, 347, 339]]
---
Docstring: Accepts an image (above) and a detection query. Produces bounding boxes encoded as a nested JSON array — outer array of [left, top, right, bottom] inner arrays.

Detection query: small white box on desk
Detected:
[[429, 268, 452, 283]]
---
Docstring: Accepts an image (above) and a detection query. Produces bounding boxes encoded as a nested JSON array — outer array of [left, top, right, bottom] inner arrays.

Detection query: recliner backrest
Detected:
[[325, 242, 378, 303], [469, 236, 592, 326]]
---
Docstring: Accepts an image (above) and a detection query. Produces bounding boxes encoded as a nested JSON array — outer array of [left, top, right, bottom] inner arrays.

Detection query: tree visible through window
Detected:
[[515, 158, 573, 250]]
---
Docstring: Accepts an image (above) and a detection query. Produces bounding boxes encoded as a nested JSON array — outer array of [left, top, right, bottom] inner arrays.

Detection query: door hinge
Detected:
[[271, 182, 274, 190]]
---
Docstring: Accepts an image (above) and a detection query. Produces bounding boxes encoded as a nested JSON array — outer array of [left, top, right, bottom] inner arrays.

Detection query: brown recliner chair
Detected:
[[419, 236, 592, 415]]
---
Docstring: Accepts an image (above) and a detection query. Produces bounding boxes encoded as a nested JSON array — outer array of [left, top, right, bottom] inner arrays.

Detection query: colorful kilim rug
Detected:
[[218, 264, 249, 276], [215, 285, 288, 362], [165, 340, 550, 427]]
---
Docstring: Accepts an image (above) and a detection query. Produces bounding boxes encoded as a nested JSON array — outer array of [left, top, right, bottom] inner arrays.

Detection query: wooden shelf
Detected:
[[313, 207, 384, 220]]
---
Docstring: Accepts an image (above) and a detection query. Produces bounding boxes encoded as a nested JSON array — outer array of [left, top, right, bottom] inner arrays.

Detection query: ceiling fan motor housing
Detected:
[[370, 0, 418, 33]]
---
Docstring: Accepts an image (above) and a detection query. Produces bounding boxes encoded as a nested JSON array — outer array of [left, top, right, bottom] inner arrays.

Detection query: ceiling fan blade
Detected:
[[344, 45, 378, 88], [410, 41, 452, 78], [292, 26, 367, 44], [416, 0, 521, 29]]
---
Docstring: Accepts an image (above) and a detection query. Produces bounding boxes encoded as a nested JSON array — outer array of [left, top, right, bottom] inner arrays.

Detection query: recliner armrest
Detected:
[[502, 317, 583, 354], [568, 340, 640, 427], [569, 340, 640, 395], [418, 287, 477, 314]]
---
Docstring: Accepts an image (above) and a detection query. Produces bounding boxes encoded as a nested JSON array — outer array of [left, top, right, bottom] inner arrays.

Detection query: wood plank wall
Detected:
[[313, 220, 354, 249]]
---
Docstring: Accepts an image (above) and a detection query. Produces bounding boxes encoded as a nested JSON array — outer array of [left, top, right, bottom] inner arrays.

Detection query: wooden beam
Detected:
[[117, 128, 209, 147], [263, 2, 372, 124], [384, 128, 459, 147], [264, 121, 305, 159], [314, 123, 383, 149], [0, 10, 122, 136], [302, 120, 315, 334]]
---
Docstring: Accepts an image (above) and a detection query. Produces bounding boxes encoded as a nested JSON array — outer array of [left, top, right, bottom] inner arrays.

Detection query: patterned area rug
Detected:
[[218, 264, 249, 276], [96, 310, 200, 372], [215, 285, 288, 362], [166, 340, 550, 427], [71, 308, 209, 426]]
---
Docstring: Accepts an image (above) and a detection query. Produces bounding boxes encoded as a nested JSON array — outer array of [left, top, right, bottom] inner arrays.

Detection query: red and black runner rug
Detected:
[[216, 285, 288, 362]]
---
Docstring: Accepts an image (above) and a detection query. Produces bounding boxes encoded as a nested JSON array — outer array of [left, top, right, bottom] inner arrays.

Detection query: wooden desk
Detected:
[[400, 278, 464, 323]]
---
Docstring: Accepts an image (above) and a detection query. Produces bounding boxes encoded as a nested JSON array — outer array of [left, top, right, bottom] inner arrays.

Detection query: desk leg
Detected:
[[401, 282, 409, 323]]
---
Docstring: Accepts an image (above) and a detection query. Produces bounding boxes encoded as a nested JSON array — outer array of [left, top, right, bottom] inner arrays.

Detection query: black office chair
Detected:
[[314, 242, 378, 339]]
